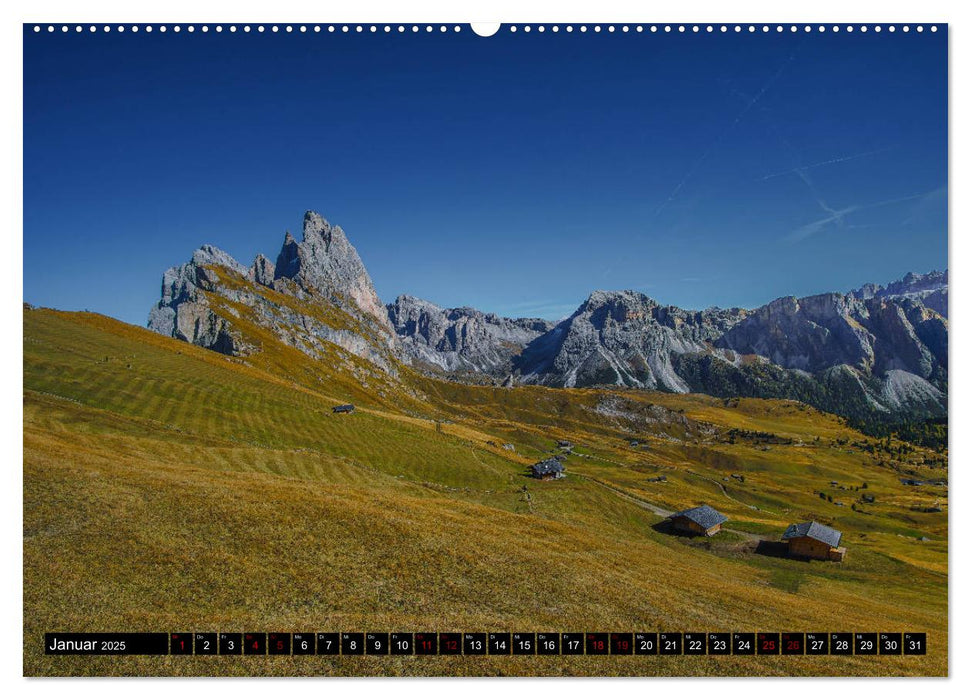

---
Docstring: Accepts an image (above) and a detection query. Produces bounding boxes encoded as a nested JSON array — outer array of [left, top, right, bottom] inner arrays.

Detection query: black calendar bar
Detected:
[[45, 633, 169, 655], [44, 632, 927, 656]]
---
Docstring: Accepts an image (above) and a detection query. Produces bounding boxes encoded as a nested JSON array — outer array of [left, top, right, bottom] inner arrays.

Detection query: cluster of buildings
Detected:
[[667, 504, 846, 562], [526, 452, 846, 562]]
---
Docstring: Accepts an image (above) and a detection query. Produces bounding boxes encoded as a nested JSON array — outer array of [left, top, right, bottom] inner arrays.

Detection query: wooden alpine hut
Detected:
[[781, 521, 846, 562], [667, 504, 728, 537]]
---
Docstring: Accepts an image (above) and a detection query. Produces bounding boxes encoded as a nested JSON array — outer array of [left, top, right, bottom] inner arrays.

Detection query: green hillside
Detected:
[[23, 307, 948, 676]]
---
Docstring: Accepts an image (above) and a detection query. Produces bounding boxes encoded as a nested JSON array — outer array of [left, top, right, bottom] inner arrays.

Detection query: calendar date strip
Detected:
[[45, 631, 926, 656]]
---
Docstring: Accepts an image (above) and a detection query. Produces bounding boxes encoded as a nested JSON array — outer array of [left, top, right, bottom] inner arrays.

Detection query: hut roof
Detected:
[[531, 458, 565, 475], [782, 521, 842, 548], [669, 504, 728, 529]]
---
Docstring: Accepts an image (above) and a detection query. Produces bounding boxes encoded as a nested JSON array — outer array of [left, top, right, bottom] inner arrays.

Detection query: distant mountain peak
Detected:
[[850, 269, 948, 317]]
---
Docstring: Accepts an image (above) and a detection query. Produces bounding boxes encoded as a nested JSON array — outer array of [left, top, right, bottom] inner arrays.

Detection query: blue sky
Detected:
[[24, 26, 947, 324]]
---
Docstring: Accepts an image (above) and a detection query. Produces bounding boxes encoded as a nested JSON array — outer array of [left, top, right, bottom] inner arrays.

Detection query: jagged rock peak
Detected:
[[191, 244, 246, 274], [249, 253, 275, 287], [269, 211, 389, 326], [302, 210, 335, 241]]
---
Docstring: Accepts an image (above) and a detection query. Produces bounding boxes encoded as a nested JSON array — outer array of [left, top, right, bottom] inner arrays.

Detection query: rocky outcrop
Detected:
[[387, 294, 553, 375], [148, 211, 398, 371], [147, 245, 254, 355], [249, 254, 275, 287]]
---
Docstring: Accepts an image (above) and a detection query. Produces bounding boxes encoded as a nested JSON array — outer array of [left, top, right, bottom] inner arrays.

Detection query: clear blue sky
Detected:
[[24, 26, 947, 324]]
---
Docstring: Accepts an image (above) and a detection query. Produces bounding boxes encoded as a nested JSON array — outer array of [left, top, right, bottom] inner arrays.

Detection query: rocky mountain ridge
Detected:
[[387, 294, 554, 377], [148, 211, 948, 423], [850, 269, 948, 318]]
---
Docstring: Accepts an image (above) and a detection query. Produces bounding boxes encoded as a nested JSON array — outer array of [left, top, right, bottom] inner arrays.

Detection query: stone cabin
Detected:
[[668, 504, 728, 537], [781, 521, 846, 561], [531, 458, 565, 481]]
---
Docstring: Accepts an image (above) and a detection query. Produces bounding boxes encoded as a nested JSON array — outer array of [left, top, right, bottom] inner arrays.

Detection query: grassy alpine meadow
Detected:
[[23, 307, 947, 676]]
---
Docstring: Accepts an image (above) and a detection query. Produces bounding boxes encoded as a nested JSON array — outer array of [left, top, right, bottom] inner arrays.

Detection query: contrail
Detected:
[[758, 147, 892, 182], [651, 51, 797, 220], [785, 191, 928, 243], [762, 124, 886, 229]]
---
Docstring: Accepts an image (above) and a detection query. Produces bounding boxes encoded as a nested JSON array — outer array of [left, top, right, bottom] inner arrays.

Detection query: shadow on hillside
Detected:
[[650, 520, 703, 538], [754, 540, 796, 559]]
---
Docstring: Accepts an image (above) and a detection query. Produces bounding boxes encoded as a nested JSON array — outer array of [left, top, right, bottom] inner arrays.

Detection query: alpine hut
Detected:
[[667, 504, 728, 536], [531, 458, 565, 481], [781, 521, 846, 561]]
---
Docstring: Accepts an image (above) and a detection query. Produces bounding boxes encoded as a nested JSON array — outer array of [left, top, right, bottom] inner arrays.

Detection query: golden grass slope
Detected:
[[23, 308, 947, 676]]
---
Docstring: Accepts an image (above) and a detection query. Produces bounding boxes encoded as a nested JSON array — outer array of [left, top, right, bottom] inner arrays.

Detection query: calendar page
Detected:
[[22, 17, 947, 678]]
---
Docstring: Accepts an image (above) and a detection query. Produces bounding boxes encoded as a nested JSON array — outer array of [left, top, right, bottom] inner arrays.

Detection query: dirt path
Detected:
[[574, 472, 762, 541], [572, 473, 673, 517], [682, 468, 782, 517]]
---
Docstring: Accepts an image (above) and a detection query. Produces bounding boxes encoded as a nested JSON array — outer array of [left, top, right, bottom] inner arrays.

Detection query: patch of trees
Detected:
[[725, 428, 793, 445], [847, 416, 948, 452]]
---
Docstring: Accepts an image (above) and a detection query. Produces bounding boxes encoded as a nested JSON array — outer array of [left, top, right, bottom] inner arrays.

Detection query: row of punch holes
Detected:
[[32, 24, 939, 35]]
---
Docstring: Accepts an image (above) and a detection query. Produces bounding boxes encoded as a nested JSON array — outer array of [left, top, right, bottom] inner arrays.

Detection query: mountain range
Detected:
[[148, 211, 948, 424]]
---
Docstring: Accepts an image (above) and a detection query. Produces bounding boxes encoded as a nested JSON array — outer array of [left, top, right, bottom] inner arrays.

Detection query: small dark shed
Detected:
[[781, 521, 845, 561], [333, 404, 355, 414], [531, 458, 566, 480], [668, 504, 728, 536]]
